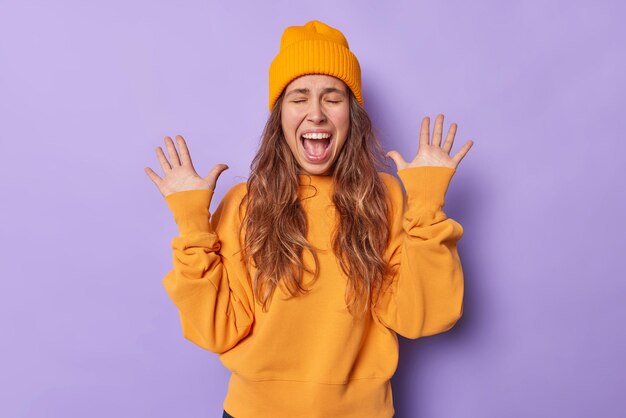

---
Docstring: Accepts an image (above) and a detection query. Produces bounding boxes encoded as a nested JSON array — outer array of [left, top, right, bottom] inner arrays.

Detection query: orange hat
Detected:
[[268, 20, 363, 111]]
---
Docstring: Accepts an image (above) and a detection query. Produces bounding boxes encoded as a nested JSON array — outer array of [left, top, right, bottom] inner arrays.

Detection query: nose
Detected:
[[306, 100, 327, 124]]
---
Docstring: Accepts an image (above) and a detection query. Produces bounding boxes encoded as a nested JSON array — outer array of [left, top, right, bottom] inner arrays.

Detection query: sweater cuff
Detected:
[[164, 189, 214, 235], [397, 166, 455, 214]]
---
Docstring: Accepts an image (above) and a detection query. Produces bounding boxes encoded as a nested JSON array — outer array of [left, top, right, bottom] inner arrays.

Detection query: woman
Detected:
[[145, 20, 473, 418]]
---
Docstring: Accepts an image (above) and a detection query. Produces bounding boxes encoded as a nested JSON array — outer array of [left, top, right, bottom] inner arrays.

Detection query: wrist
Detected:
[[165, 189, 214, 234], [397, 166, 455, 212]]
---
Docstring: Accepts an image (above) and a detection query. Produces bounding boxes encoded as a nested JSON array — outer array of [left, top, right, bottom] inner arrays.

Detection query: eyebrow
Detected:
[[285, 87, 346, 97]]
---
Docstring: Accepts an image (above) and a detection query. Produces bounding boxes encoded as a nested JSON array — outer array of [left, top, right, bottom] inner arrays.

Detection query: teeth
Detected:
[[302, 132, 331, 139]]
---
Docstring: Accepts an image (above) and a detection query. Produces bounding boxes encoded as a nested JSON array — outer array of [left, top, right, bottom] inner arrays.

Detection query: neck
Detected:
[[297, 172, 334, 189]]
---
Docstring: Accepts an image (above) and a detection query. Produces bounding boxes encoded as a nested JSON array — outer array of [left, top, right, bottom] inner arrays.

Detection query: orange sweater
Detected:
[[162, 166, 464, 418]]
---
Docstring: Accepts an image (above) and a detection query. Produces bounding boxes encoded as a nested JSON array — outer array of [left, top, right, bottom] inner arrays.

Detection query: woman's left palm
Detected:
[[386, 114, 474, 170]]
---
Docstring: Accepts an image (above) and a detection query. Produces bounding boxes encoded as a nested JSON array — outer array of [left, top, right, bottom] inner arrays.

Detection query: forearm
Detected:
[[374, 167, 465, 339], [162, 189, 254, 353]]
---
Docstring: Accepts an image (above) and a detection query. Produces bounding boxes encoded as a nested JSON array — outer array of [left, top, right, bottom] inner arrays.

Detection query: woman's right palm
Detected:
[[144, 135, 229, 198]]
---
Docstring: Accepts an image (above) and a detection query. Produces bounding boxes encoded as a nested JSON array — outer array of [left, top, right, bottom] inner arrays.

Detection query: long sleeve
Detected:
[[374, 166, 465, 339], [162, 184, 255, 354]]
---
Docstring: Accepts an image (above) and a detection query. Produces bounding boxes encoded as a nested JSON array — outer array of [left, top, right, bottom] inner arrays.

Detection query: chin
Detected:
[[300, 166, 329, 176], [299, 160, 334, 176]]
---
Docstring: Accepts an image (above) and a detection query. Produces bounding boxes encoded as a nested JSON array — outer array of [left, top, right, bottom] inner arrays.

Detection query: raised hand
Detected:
[[144, 135, 229, 198], [386, 114, 474, 171]]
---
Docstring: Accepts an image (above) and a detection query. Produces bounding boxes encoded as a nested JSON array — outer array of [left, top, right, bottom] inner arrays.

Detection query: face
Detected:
[[280, 74, 350, 176]]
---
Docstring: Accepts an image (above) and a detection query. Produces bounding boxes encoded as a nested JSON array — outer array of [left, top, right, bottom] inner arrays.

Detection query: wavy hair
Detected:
[[240, 88, 392, 317]]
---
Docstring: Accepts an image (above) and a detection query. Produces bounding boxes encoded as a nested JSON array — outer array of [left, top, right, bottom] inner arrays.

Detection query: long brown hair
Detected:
[[240, 88, 392, 317]]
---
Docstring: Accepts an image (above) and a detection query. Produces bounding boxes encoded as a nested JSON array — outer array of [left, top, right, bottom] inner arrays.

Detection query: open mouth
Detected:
[[300, 133, 333, 162]]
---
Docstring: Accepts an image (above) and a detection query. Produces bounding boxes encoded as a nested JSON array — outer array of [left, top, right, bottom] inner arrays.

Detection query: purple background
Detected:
[[1, 0, 624, 417]]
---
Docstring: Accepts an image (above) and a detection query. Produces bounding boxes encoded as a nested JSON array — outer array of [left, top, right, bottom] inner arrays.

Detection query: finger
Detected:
[[432, 114, 444, 147], [144, 166, 163, 187], [156, 146, 172, 172], [175, 135, 194, 168], [205, 163, 230, 190], [419, 116, 430, 150], [451, 140, 474, 167], [164, 136, 182, 167], [442, 122, 457, 154], [385, 150, 407, 171]]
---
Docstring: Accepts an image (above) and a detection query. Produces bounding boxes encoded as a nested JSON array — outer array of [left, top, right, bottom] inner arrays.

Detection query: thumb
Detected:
[[385, 150, 406, 171], [205, 163, 229, 189]]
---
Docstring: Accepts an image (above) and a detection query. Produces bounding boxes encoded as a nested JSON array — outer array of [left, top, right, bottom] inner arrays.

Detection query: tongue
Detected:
[[302, 138, 330, 157]]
